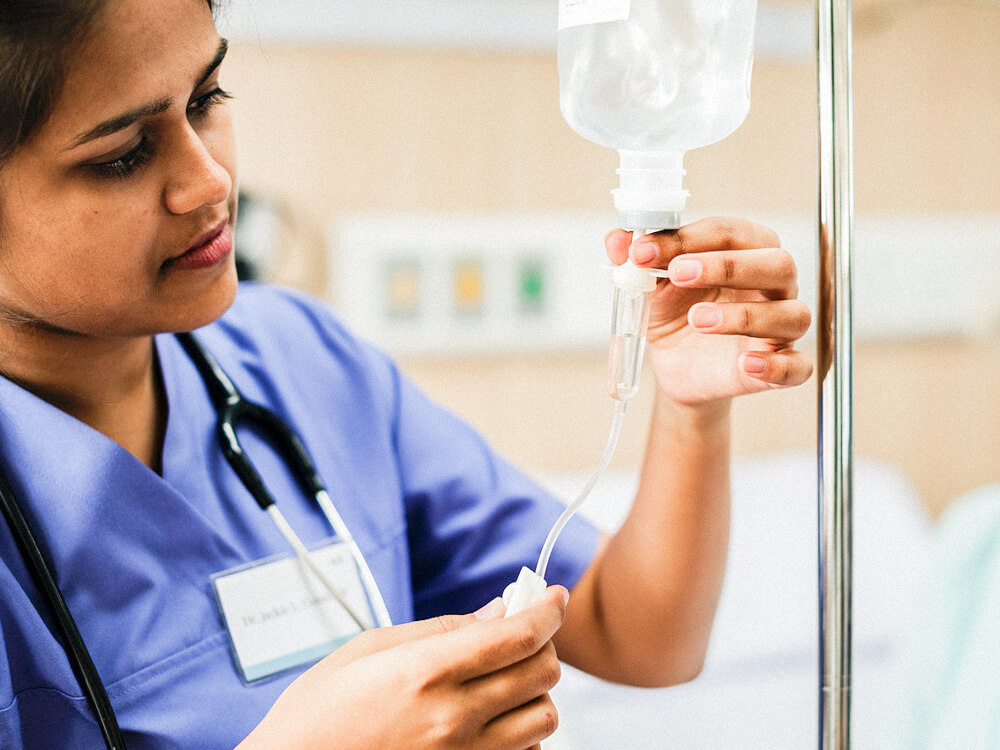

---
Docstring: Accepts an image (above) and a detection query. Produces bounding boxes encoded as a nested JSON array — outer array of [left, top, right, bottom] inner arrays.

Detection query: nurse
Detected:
[[0, 1, 813, 748]]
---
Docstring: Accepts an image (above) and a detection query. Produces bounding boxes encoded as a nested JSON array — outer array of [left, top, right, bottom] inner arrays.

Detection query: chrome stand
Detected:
[[817, 0, 855, 748]]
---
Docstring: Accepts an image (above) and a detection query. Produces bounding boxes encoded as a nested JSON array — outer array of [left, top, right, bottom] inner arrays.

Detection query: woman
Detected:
[[0, 0, 813, 748]]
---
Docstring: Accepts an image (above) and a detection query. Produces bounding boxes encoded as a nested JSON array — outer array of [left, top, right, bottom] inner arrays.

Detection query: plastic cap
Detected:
[[502, 566, 547, 617], [612, 149, 689, 230], [613, 259, 657, 292]]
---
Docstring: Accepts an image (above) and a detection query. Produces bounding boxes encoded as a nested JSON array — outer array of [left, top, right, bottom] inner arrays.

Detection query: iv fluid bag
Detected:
[[558, 0, 757, 154]]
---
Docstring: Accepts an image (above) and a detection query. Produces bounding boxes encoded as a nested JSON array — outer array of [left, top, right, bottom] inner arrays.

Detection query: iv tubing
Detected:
[[534, 231, 660, 581], [535, 399, 628, 581]]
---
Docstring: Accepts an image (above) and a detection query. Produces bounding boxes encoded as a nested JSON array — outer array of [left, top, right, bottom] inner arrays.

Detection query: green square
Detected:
[[518, 259, 546, 314]]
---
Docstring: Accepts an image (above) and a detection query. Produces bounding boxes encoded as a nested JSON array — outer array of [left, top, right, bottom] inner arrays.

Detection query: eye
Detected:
[[88, 138, 155, 180], [188, 86, 233, 120]]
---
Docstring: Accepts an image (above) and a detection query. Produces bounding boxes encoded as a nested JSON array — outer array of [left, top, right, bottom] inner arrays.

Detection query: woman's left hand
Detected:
[[606, 216, 813, 406]]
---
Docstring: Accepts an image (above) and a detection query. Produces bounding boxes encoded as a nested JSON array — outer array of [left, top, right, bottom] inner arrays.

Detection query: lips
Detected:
[[166, 220, 233, 271]]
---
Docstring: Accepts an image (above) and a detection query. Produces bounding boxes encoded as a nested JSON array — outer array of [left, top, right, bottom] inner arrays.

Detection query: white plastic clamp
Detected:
[[502, 566, 547, 618]]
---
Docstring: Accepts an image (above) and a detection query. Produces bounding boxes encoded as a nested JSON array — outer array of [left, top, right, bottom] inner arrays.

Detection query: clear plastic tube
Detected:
[[534, 231, 665, 580], [535, 399, 627, 580]]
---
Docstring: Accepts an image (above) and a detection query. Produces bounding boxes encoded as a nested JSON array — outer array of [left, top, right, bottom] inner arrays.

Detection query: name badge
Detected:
[[212, 539, 371, 683]]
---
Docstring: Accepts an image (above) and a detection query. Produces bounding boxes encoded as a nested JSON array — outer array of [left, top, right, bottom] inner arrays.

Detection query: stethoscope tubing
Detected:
[[265, 503, 372, 629], [0, 332, 393, 750], [314, 488, 393, 628], [176, 332, 392, 629], [0, 452, 127, 750]]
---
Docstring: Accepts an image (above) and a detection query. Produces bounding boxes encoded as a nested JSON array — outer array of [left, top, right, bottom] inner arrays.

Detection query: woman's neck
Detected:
[[0, 329, 167, 471]]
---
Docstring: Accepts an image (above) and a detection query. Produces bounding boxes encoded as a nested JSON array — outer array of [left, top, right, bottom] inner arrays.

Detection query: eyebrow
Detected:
[[67, 37, 229, 150]]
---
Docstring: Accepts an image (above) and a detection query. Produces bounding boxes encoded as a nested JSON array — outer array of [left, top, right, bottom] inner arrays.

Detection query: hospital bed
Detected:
[[535, 453, 932, 749]]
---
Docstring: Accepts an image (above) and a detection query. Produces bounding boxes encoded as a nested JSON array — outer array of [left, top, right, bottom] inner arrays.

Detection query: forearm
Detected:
[[557, 394, 731, 687]]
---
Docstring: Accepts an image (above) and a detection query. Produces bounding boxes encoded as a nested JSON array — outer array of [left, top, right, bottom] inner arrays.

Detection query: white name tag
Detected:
[[212, 540, 371, 683]]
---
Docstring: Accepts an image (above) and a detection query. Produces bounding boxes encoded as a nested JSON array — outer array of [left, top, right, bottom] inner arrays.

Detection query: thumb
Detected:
[[320, 599, 506, 669], [381, 596, 507, 641]]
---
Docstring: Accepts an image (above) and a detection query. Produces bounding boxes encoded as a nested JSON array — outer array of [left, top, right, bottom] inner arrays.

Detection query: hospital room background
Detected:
[[216, 1, 1000, 747]]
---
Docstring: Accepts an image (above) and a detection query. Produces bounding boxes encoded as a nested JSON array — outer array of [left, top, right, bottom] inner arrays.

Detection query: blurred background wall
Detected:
[[218, 0, 1000, 518]]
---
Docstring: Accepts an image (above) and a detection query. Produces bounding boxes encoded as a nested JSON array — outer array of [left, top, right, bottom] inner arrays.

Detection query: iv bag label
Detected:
[[558, 0, 630, 30]]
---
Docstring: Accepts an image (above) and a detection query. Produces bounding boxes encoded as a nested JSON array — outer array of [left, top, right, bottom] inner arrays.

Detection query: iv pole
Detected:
[[817, 0, 855, 746]]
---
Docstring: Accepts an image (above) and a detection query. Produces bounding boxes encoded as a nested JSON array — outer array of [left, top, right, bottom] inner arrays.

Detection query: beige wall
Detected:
[[395, 337, 1000, 519], [222, 3, 1000, 517]]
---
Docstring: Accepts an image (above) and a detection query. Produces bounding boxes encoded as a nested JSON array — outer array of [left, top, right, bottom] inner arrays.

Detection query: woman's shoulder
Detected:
[[191, 282, 399, 396], [206, 283, 377, 360], [218, 282, 350, 338]]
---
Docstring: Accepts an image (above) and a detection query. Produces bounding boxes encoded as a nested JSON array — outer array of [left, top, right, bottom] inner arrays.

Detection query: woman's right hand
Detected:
[[237, 586, 569, 750]]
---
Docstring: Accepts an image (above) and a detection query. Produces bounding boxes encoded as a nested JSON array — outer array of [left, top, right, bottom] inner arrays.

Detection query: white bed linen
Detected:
[[534, 453, 933, 749]]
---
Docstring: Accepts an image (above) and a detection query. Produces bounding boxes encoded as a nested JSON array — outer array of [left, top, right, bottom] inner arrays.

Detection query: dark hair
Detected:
[[0, 0, 216, 164]]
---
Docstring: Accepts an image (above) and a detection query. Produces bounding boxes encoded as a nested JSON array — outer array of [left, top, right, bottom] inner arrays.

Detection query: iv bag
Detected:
[[559, 0, 757, 153], [558, 0, 758, 228]]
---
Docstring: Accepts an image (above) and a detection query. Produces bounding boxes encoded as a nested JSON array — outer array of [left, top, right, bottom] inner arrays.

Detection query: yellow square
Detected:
[[385, 262, 422, 318], [453, 259, 484, 315]]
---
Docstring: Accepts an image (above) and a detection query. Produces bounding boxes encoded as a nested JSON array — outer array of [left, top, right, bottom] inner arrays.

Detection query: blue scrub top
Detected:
[[0, 284, 600, 749]]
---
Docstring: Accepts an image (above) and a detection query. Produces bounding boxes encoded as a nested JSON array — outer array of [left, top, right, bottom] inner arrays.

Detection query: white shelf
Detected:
[[327, 211, 1000, 357]]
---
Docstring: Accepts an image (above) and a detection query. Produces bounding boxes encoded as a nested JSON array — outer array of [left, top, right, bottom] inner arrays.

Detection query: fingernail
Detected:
[[670, 258, 702, 282], [474, 597, 506, 620], [690, 305, 722, 329], [630, 241, 657, 265], [742, 354, 768, 374]]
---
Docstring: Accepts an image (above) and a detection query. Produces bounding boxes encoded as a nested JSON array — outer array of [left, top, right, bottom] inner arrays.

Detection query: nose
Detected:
[[162, 127, 232, 215]]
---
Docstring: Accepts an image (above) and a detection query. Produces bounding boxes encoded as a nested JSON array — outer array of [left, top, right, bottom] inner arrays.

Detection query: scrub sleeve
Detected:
[[0, 283, 601, 749]]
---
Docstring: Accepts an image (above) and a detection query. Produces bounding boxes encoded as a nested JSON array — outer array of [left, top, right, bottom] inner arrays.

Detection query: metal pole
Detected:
[[817, 0, 855, 747]]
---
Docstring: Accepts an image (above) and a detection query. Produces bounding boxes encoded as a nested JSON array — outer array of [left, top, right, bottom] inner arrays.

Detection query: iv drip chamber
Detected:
[[609, 256, 659, 402], [608, 230, 673, 402]]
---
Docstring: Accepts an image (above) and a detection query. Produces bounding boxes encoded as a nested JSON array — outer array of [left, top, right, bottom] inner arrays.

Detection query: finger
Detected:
[[422, 586, 568, 682], [480, 694, 559, 750], [667, 246, 799, 299], [688, 299, 812, 341], [621, 217, 782, 270], [465, 641, 561, 721], [605, 228, 632, 265], [606, 228, 682, 265], [321, 610, 482, 669], [739, 349, 814, 387]]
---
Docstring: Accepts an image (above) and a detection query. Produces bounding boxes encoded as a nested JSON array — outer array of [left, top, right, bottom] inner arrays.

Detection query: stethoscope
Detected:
[[0, 332, 391, 750]]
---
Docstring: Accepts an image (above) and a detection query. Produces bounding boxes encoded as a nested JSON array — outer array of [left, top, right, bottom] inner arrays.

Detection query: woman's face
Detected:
[[0, 0, 238, 339]]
